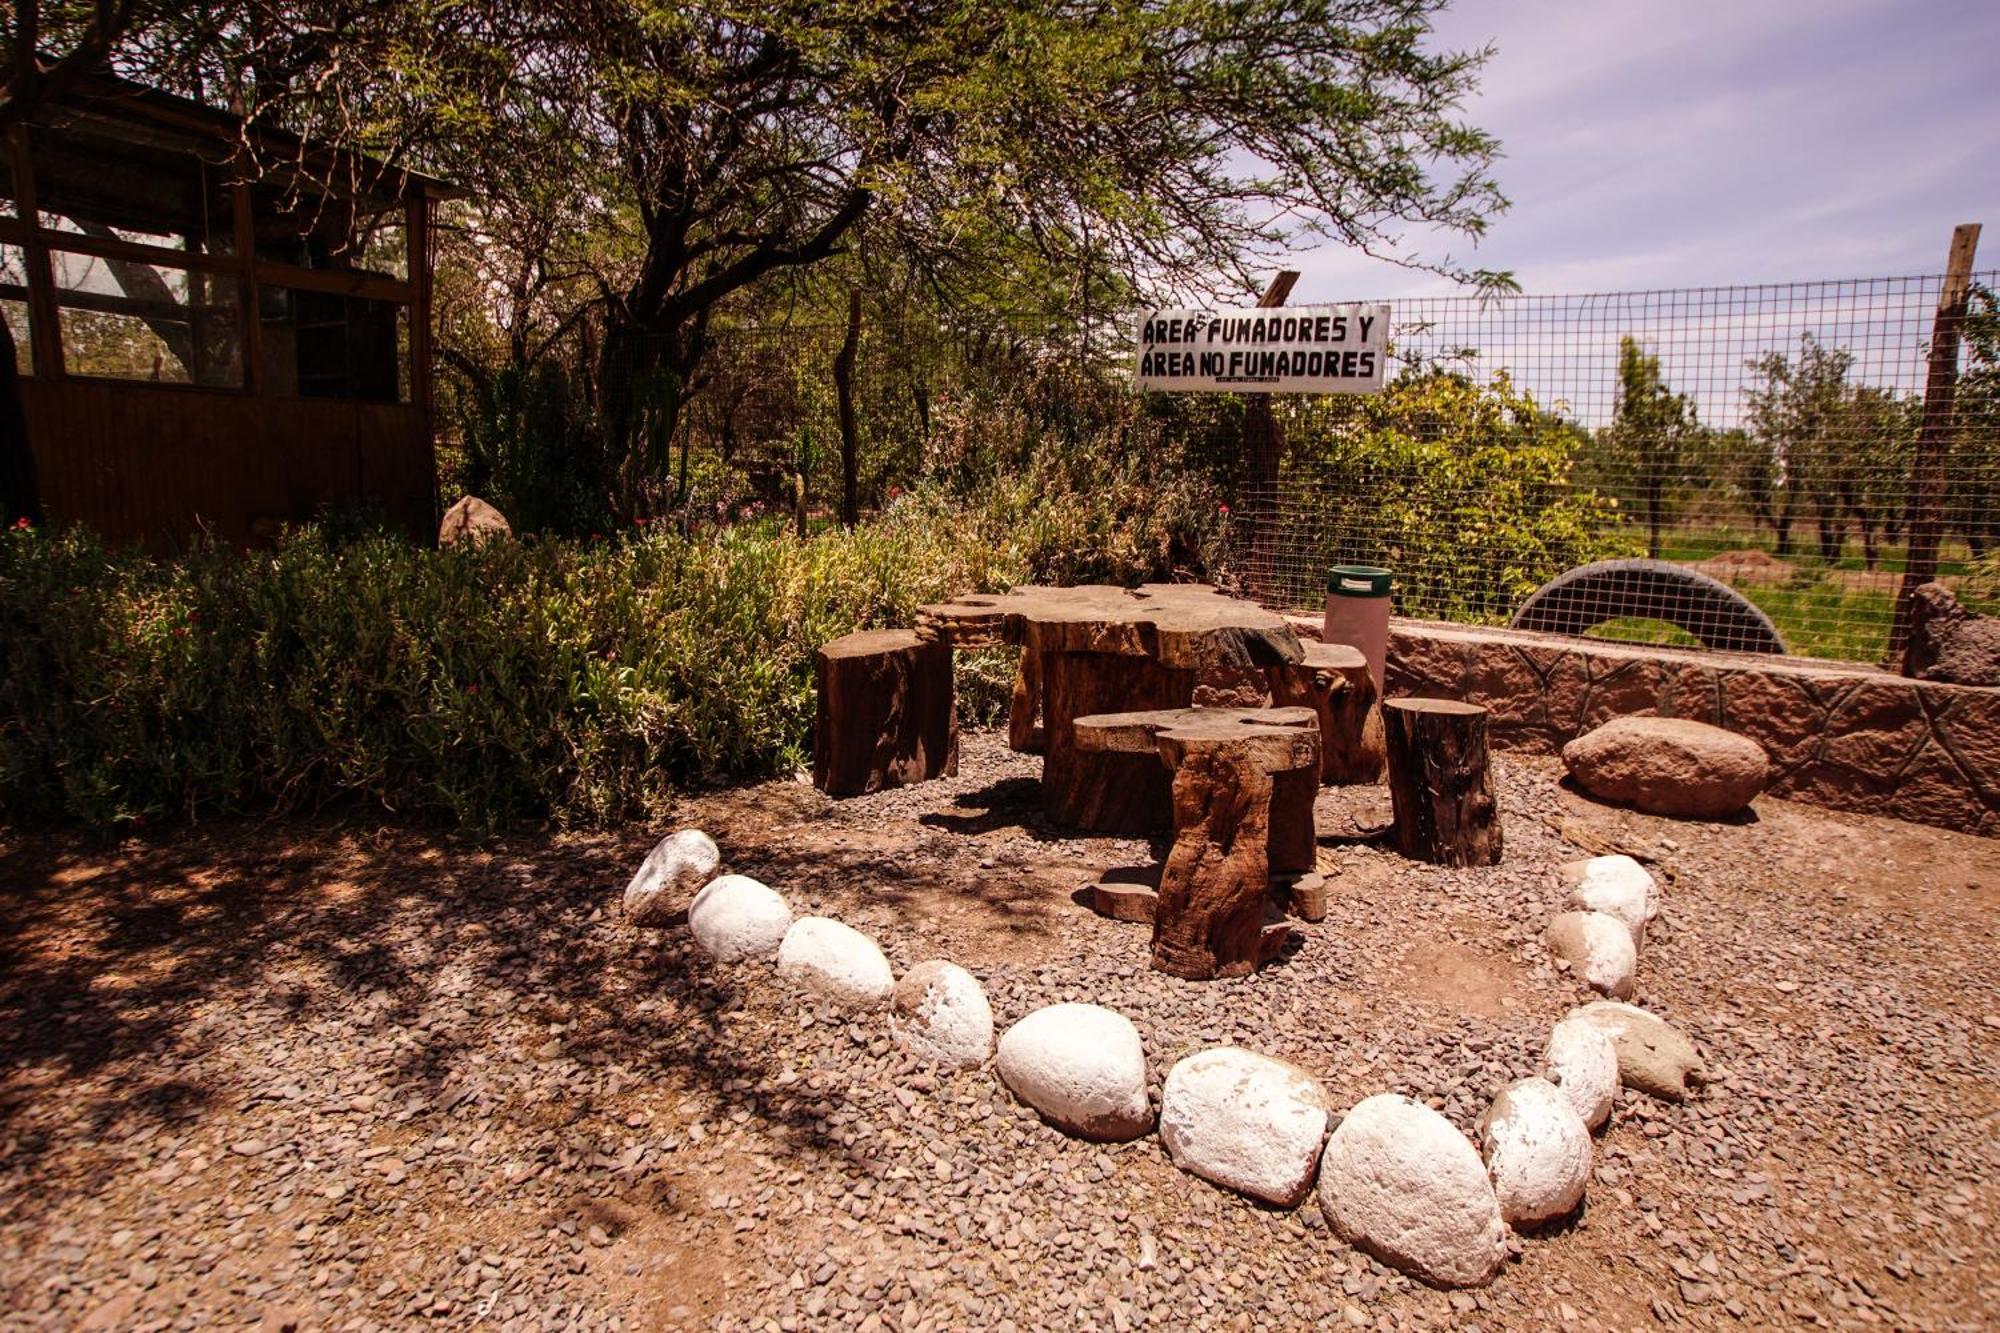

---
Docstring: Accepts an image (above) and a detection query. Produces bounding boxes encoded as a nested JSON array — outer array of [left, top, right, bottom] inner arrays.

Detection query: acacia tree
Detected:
[[471, 0, 1509, 513]]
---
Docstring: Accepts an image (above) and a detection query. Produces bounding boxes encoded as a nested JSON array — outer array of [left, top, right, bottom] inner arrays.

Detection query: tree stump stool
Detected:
[[813, 630, 958, 797], [1382, 698, 1503, 866], [1075, 707, 1320, 979], [917, 584, 1305, 833], [1266, 641, 1385, 784]]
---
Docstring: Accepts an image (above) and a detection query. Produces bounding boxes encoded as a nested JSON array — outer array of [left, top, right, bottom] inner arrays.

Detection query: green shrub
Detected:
[[0, 512, 1025, 831], [1275, 371, 1636, 618]]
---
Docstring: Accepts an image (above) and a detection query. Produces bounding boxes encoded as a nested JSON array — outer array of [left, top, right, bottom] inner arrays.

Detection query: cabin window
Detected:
[[29, 124, 234, 256], [49, 248, 242, 386], [1, 243, 31, 376], [258, 284, 408, 403]]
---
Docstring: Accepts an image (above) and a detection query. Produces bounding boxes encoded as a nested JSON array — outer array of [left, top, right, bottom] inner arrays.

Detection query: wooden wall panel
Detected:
[[19, 378, 431, 551]]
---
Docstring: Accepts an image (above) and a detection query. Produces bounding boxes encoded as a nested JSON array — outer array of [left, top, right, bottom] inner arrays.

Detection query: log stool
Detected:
[[1382, 698, 1503, 866], [1075, 706, 1320, 979], [813, 630, 958, 797], [1266, 640, 1385, 784]]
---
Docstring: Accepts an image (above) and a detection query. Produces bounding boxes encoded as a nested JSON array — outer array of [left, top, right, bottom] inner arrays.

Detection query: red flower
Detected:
[[466, 684, 480, 695], [11, 516, 29, 530], [1218, 504, 1231, 516], [634, 516, 649, 527]]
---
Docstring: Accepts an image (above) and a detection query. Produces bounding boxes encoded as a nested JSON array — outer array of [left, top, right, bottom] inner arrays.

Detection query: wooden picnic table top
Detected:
[[916, 582, 1303, 672]]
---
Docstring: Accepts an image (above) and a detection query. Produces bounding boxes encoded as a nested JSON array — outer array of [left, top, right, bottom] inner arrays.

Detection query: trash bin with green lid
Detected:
[[1323, 565, 1393, 691]]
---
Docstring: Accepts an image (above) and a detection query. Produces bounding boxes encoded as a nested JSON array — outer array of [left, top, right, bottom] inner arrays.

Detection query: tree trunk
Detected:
[[0, 317, 41, 526], [1267, 642, 1384, 784], [1383, 699, 1502, 867], [1040, 651, 1194, 833], [1151, 746, 1273, 980], [835, 288, 861, 529], [813, 629, 958, 797]]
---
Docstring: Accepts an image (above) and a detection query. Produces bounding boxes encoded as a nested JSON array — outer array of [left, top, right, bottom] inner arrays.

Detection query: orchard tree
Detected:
[[1599, 335, 1706, 558], [1956, 283, 2000, 556], [1744, 333, 1853, 560]]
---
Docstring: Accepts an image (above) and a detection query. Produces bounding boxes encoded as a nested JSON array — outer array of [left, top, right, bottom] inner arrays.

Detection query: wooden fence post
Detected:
[[1241, 270, 1300, 601], [1889, 222, 1982, 667]]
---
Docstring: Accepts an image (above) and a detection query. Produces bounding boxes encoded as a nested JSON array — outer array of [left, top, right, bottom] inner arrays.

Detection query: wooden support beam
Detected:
[[1890, 222, 1982, 667], [6, 125, 63, 379]]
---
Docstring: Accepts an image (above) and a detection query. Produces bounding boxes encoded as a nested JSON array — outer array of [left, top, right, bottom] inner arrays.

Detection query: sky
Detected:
[[1294, 0, 2000, 303]]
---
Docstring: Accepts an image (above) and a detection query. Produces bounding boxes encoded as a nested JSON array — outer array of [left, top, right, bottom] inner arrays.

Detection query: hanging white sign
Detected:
[[1133, 302, 1389, 394]]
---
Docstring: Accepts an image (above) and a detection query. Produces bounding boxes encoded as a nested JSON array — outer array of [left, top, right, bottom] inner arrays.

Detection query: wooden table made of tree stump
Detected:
[[1074, 705, 1319, 979], [917, 584, 1304, 832]]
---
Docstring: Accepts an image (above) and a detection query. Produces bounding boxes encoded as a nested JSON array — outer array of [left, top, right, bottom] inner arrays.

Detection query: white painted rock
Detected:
[[891, 961, 993, 1068], [686, 874, 791, 962], [1560, 854, 1658, 948], [1544, 1016, 1618, 1132], [776, 917, 894, 1005], [996, 1003, 1152, 1141], [623, 829, 722, 926], [1546, 911, 1637, 998], [1158, 1048, 1330, 1207], [1315, 1094, 1507, 1288], [1569, 1001, 1707, 1102], [1480, 1078, 1592, 1227]]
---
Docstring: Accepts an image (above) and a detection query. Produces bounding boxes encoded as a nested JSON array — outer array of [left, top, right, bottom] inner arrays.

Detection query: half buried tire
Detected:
[[1510, 558, 1787, 655]]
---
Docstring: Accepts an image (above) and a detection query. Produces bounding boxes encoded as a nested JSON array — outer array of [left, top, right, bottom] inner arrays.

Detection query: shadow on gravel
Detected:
[[0, 818, 886, 1222]]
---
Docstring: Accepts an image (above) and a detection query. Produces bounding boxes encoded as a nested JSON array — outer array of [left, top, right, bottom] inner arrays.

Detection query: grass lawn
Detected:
[[1586, 578, 1898, 662], [1579, 521, 1997, 663]]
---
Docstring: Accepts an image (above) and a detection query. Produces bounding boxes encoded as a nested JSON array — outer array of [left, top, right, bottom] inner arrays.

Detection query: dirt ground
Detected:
[[2, 732, 1997, 1331]]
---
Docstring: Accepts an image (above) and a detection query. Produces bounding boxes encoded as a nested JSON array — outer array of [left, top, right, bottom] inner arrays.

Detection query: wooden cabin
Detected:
[[0, 74, 461, 549]]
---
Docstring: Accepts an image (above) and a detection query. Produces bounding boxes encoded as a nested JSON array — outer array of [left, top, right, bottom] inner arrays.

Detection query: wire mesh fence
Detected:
[[1230, 271, 2000, 664], [640, 269, 1999, 666]]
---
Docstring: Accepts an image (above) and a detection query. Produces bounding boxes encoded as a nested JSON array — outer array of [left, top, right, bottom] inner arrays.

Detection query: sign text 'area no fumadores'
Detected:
[[1133, 303, 1389, 394]]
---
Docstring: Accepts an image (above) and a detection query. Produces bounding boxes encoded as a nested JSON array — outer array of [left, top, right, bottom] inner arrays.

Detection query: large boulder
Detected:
[[1559, 854, 1658, 949], [1562, 716, 1769, 818], [890, 961, 993, 1069], [622, 829, 722, 926], [1158, 1048, 1330, 1207], [1568, 1001, 1707, 1102], [438, 495, 512, 546], [1903, 581, 2000, 685], [776, 917, 895, 1006], [1546, 911, 1638, 999], [995, 1003, 1152, 1141], [687, 874, 791, 962], [1479, 1078, 1592, 1227], [1543, 1016, 1618, 1132], [1315, 1094, 1508, 1289]]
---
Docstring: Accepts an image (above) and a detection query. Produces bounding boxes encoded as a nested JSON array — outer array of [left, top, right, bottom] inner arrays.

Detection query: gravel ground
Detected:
[[2, 730, 1996, 1331]]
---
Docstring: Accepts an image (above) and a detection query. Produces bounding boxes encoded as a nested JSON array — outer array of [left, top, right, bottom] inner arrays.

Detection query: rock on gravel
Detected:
[[623, 829, 723, 926], [1544, 1015, 1618, 1131], [776, 917, 895, 1005], [1560, 854, 1658, 947], [890, 960, 993, 1068], [995, 1003, 1153, 1142], [1546, 910, 1638, 998], [1158, 1047, 1330, 1207], [1479, 1078, 1592, 1227], [1569, 1000, 1707, 1102], [1315, 1093, 1507, 1289], [1562, 716, 1769, 817], [687, 873, 791, 961]]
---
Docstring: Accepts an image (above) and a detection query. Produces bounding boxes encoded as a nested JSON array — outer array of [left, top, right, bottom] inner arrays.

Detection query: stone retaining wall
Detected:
[[1353, 619, 1998, 837]]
